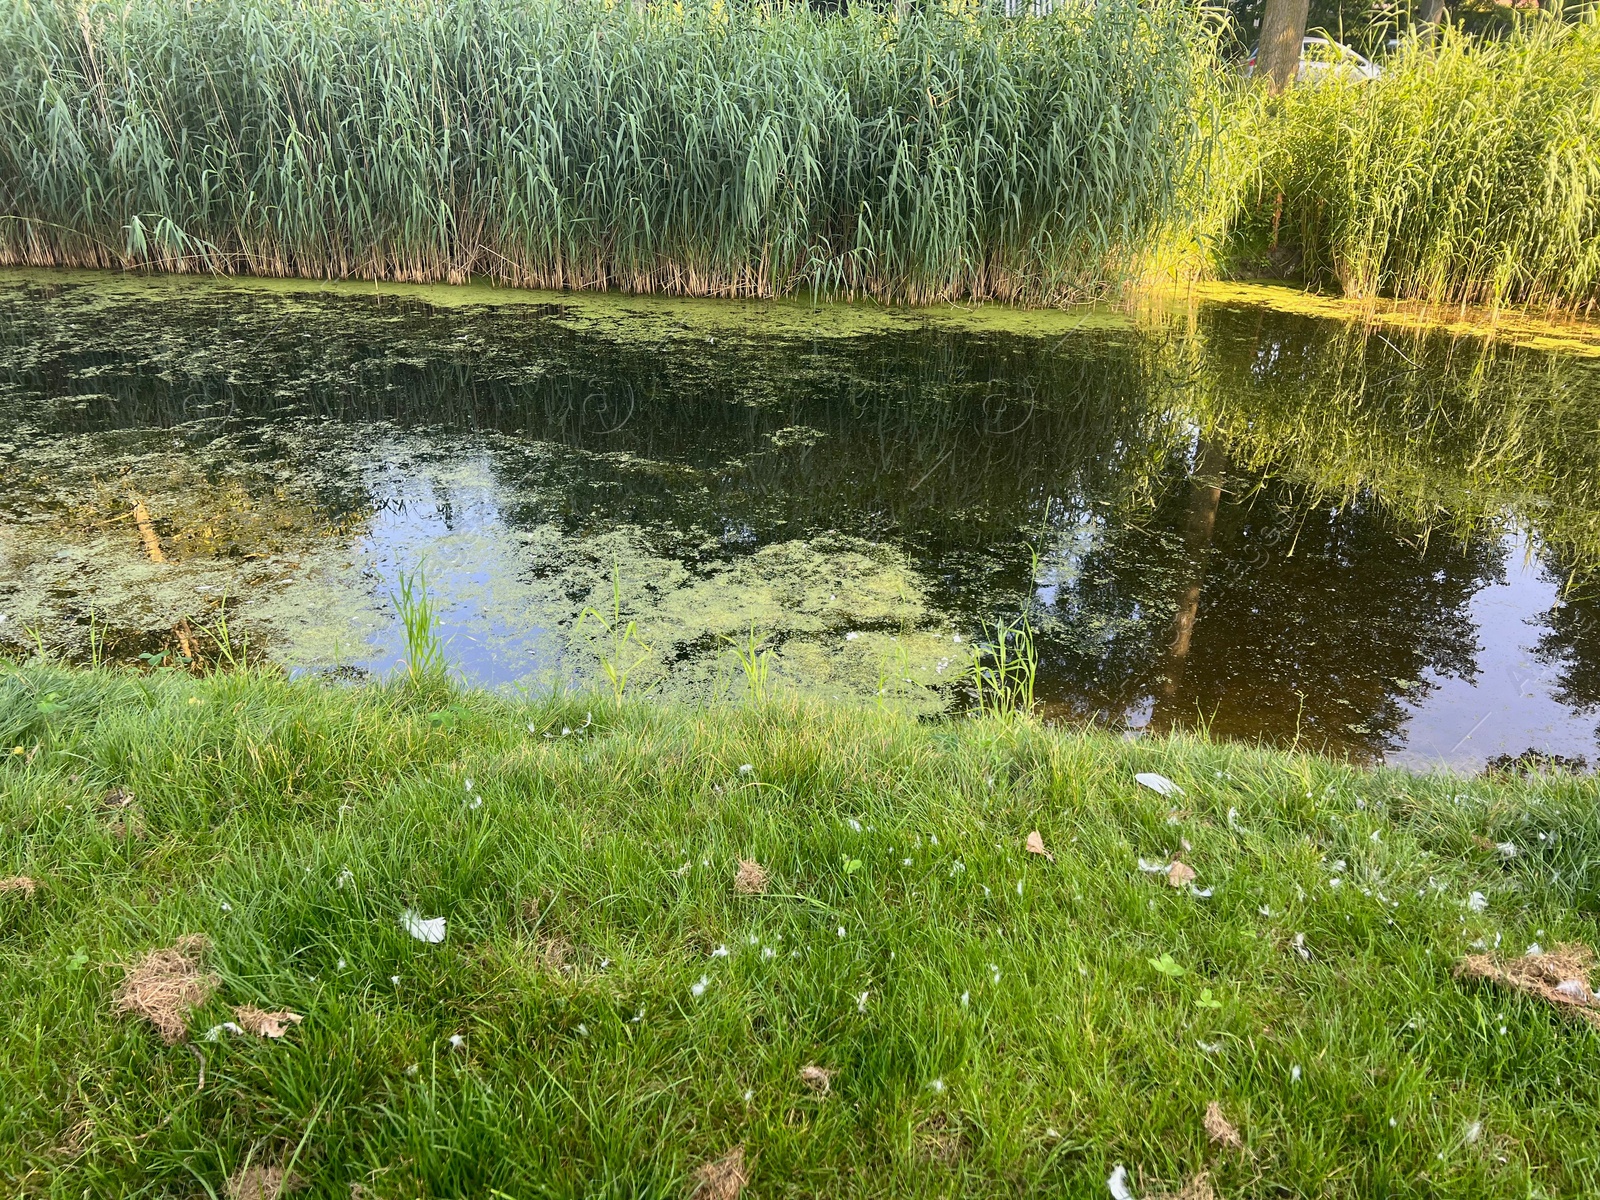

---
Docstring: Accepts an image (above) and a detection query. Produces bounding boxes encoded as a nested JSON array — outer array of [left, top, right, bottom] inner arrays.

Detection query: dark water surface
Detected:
[[4, 272, 1600, 771]]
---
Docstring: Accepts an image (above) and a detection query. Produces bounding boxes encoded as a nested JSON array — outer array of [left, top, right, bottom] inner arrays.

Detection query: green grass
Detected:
[[3, 663, 1600, 1196], [0, 0, 1213, 305]]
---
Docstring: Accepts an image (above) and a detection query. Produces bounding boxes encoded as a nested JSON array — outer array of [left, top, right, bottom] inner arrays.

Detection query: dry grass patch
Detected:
[[690, 1145, 747, 1200], [1456, 944, 1600, 1029], [114, 934, 217, 1044], [1203, 1101, 1242, 1151], [0, 876, 37, 896], [226, 1162, 302, 1200], [733, 859, 768, 895]]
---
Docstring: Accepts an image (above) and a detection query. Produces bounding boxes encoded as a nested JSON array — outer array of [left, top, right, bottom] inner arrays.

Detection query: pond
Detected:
[[3, 270, 1599, 772]]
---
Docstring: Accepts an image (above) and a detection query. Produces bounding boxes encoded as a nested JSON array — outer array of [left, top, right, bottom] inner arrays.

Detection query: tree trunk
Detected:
[[1257, 0, 1310, 94], [1419, 0, 1447, 40]]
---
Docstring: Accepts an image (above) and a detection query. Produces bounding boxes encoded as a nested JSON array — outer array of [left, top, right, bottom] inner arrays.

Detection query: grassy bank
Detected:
[[0, 0, 1210, 304], [3, 665, 1600, 1196], [1226, 19, 1600, 314]]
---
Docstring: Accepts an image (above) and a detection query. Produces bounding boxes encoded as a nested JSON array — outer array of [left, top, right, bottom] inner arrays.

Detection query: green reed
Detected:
[[1228, 16, 1600, 314], [0, 0, 1214, 305], [390, 565, 448, 684]]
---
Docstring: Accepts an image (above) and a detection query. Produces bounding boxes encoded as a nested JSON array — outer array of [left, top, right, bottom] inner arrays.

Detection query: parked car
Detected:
[[1244, 36, 1381, 82]]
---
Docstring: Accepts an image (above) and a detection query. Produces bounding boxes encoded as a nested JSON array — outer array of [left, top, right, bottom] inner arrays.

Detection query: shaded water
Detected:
[[3, 272, 1599, 770]]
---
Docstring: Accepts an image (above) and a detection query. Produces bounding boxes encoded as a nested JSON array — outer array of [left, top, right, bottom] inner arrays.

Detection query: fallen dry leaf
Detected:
[[799, 1065, 832, 1095], [733, 859, 768, 895], [0, 875, 37, 896], [1456, 944, 1600, 1029], [691, 1145, 748, 1200], [1204, 1100, 1243, 1150], [234, 1006, 304, 1039], [114, 935, 218, 1044], [1166, 861, 1197, 889], [226, 1163, 303, 1200], [1025, 831, 1055, 862]]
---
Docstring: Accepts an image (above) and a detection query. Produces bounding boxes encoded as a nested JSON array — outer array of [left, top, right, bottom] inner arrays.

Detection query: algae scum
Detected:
[[4, 273, 1600, 769]]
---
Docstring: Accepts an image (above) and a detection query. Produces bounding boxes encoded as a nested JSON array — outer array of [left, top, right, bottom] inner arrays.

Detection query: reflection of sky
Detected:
[[1390, 538, 1596, 771], [353, 446, 567, 690]]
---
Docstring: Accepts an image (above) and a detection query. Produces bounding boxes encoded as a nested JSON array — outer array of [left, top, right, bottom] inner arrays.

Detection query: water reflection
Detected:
[[1, 274, 1597, 769]]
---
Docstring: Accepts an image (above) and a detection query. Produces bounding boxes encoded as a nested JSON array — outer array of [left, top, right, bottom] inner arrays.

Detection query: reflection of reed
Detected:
[[1168, 305, 1600, 583]]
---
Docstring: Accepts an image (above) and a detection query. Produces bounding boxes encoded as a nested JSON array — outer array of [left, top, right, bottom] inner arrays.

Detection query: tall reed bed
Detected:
[[1233, 17, 1600, 314], [0, 0, 1215, 303]]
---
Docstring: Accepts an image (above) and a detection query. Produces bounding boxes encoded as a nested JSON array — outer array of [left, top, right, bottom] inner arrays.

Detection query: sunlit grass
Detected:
[[2, 663, 1599, 1195], [1227, 18, 1600, 314]]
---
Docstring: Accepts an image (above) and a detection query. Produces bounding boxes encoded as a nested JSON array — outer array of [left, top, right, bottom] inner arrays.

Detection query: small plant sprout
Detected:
[[725, 623, 774, 704], [1148, 953, 1185, 978], [1196, 988, 1222, 1009], [842, 856, 863, 875], [576, 559, 653, 707]]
